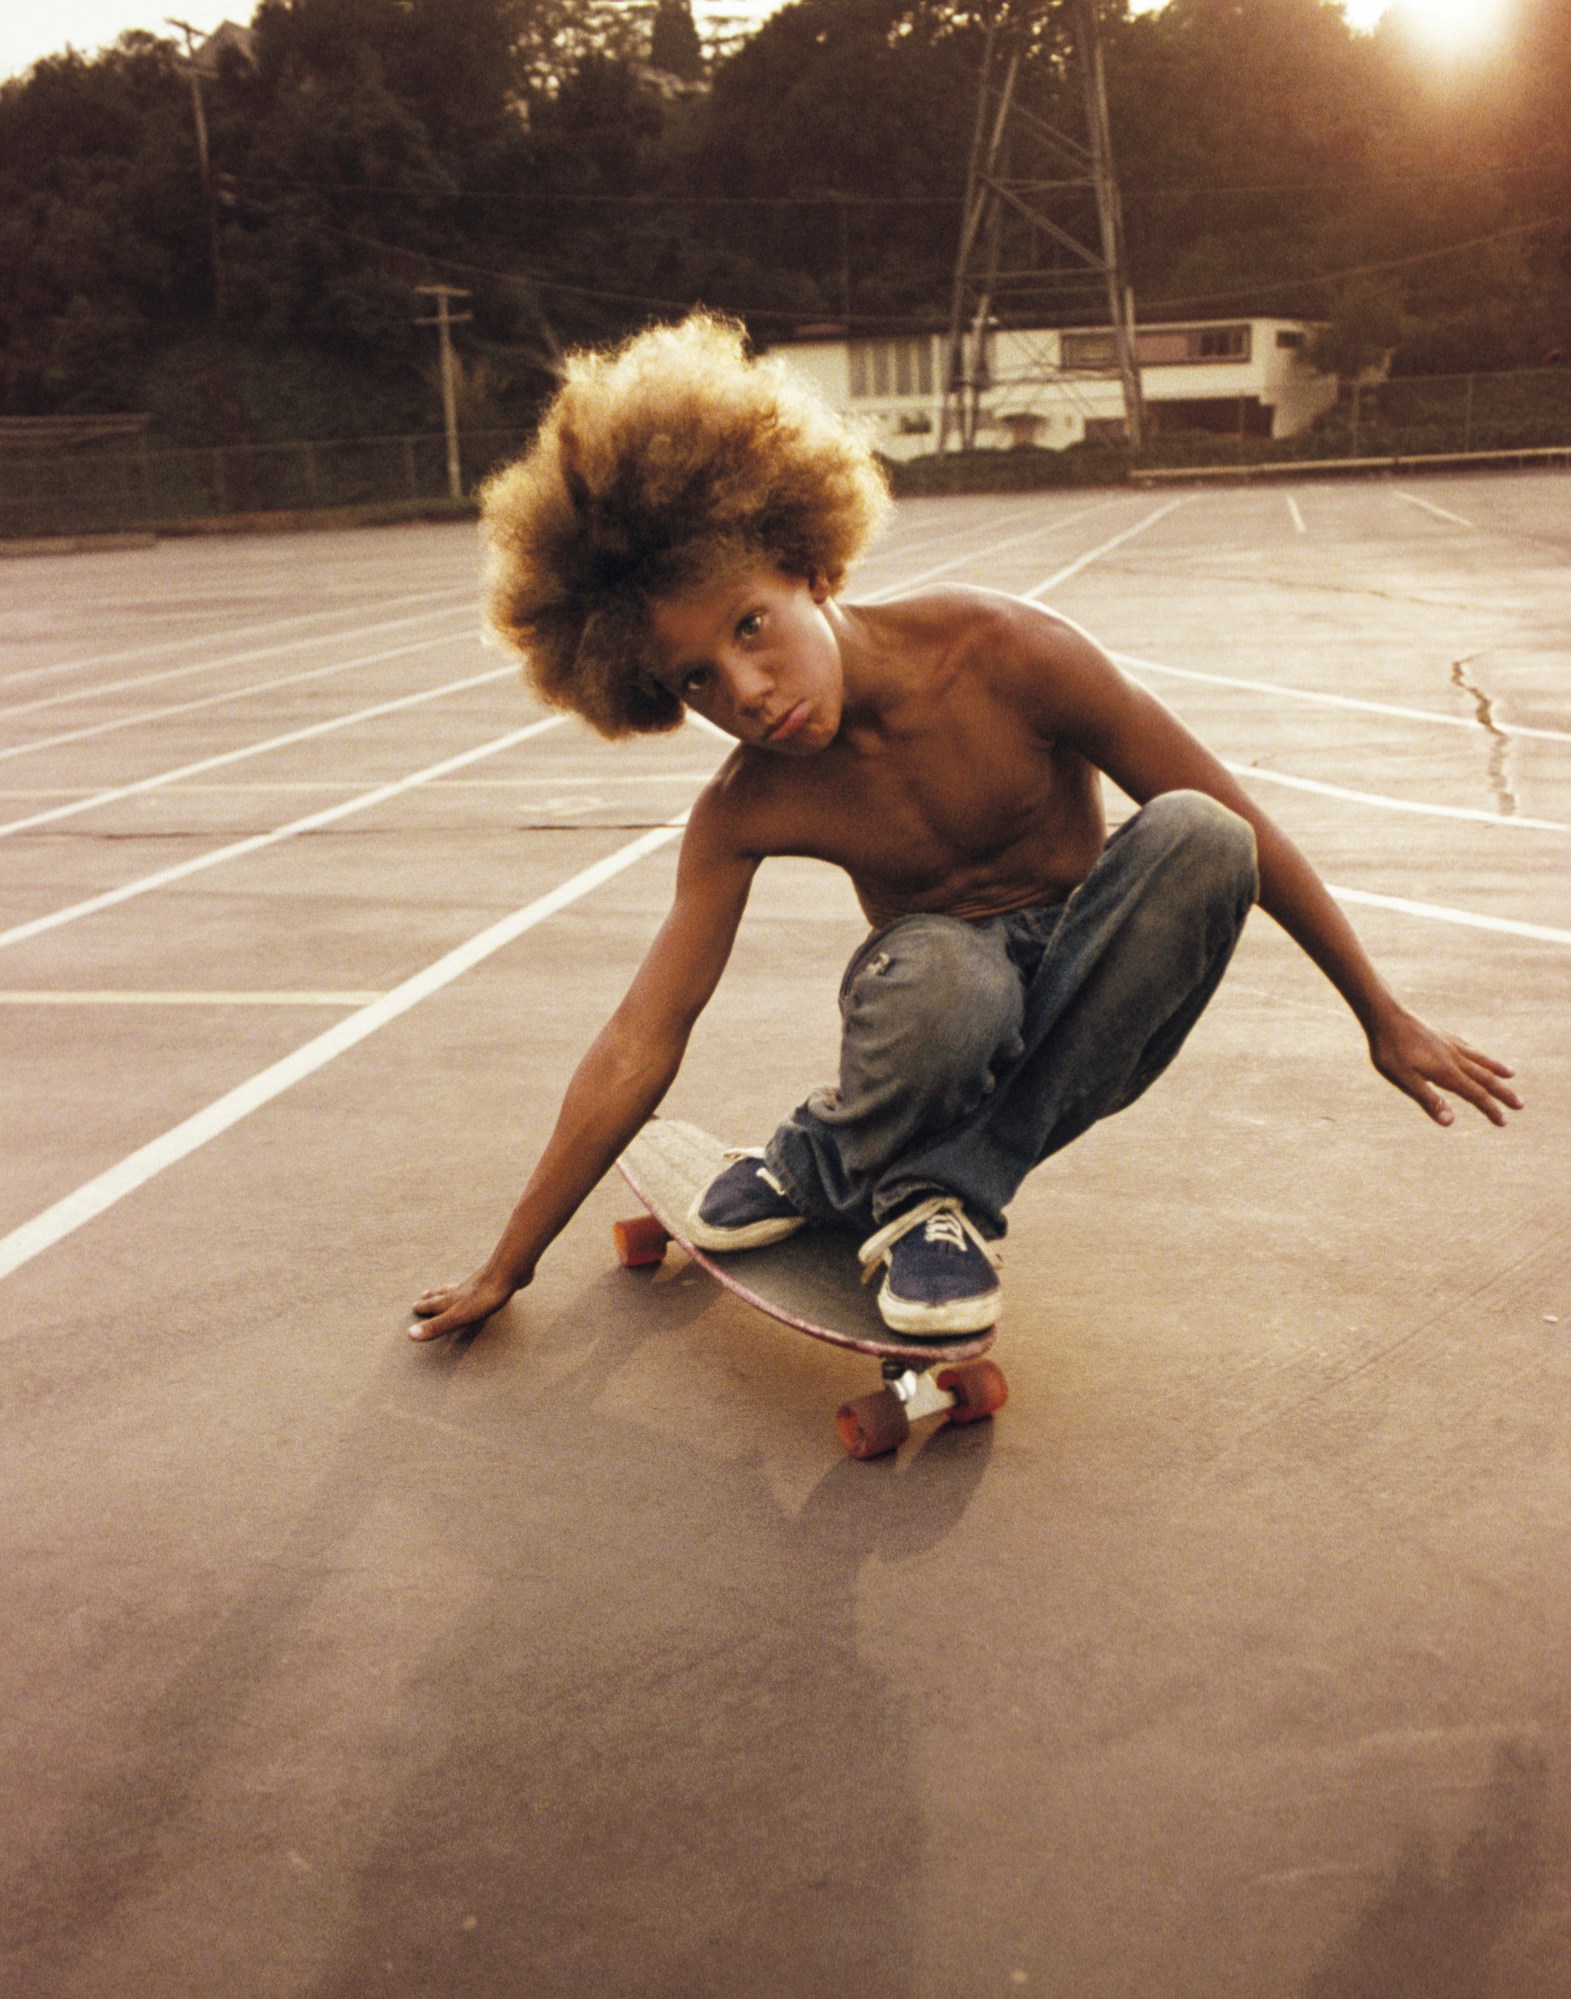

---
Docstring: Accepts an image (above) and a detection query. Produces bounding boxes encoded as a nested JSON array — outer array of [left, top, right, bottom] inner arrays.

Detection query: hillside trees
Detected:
[[679, 0, 980, 322], [0, 0, 1565, 434], [0, 36, 206, 413], [1102, 0, 1569, 367]]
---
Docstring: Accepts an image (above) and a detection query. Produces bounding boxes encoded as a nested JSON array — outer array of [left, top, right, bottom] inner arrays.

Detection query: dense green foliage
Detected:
[[0, 0, 1565, 442]]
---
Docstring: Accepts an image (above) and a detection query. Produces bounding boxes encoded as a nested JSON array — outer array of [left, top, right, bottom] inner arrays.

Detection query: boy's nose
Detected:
[[728, 657, 773, 716]]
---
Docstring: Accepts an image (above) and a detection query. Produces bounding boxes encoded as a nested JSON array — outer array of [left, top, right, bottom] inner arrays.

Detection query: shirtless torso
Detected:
[[408, 565, 1520, 1340], [672, 581, 1118, 932]]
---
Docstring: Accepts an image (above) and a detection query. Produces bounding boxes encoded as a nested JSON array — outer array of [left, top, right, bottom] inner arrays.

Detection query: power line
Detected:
[[228, 162, 1567, 210], [320, 207, 1568, 338], [316, 223, 945, 328], [1144, 209, 1570, 313]]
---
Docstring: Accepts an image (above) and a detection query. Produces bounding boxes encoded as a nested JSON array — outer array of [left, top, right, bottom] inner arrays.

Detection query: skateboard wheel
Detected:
[[835, 1388, 910, 1461], [936, 1360, 1008, 1425], [613, 1214, 670, 1268]]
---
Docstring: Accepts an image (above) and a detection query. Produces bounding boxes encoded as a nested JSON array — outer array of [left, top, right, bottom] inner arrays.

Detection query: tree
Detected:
[[0, 36, 202, 412], [1307, 275, 1407, 380], [651, 0, 705, 80], [6, 0, 1567, 432], [684, 0, 982, 323]]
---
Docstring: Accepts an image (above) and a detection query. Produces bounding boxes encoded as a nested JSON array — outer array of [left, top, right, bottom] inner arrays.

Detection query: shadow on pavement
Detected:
[[3, 1264, 996, 1998]]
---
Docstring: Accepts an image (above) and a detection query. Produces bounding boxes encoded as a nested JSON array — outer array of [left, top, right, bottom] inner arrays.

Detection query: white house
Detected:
[[767, 318, 1339, 459]]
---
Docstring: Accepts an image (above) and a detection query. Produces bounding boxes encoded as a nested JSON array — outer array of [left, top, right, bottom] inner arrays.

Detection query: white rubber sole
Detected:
[[684, 1205, 806, 1253], [876, 1279, 1003, 1337]]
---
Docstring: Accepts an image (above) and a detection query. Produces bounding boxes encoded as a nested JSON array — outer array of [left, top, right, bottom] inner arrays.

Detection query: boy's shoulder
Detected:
[[859, 581, 1077, 656], [857, 583, 1087, 704]]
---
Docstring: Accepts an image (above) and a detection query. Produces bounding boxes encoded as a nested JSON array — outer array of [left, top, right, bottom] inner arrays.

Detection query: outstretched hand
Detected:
[[1367, 1003, 1522, 1128], [407, 1268, 521, 1342]]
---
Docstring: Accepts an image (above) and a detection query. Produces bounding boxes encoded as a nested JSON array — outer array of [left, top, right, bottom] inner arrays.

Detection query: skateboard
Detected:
[[613, 1118, 1007, 1459]]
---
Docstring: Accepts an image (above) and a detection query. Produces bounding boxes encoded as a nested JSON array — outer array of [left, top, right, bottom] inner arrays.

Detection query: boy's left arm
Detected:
[[1017, 608, 1522, 1129]]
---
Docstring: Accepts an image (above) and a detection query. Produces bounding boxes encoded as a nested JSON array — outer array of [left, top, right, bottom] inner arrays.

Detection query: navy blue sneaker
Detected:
[[859, 1197, 1002, 1335], [687, 1151, 805, 1251]]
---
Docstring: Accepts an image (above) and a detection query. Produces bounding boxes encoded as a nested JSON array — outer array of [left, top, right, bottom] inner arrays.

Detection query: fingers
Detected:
[[1416, 1047, 1522, 1128], [1457, 1043, 1516, 1081], [407, 1288, 452, 1339], [407, 1277, 513, 1341], [1450, 1044, 1523, 1124], [1370, 1005, 1525, 1130], [407, 1311, 451, 1342], [407, 1283, 468, 1341]]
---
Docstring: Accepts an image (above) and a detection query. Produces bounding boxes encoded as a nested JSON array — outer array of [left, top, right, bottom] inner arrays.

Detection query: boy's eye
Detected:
[[736, 611, 763, 640], [681, 665, 712, 698]]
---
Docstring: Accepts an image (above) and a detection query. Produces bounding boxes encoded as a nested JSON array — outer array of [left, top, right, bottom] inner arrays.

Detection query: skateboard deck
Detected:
[[614, 1118, 1007, 1458]]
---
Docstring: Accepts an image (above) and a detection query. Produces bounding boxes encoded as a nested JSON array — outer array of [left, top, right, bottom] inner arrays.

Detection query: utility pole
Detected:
[[940, 0, 1143, 454], [1071, 0, 1143, 452], [414, 286, 473, 499], [168, 18, 226, 321]]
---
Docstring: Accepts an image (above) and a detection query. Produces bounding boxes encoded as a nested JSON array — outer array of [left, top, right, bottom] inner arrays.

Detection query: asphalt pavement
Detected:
[[2, 470, 1568, 1996]]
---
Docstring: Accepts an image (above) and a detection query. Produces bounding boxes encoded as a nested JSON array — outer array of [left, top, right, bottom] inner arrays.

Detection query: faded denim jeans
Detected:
[[764, 790, 1259, 1240]]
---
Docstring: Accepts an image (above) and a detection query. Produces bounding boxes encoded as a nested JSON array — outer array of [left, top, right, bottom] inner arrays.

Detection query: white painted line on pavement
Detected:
[[858, 494, 1056, 570], [0, 602, 472, 720], [863, 497, 1119, 601], [0, 771, 719, 799], [417, 772, 721, 790], [0, 584, 472, 691], [0, 623, 477, 763], [1119, 652, 1571, 747], [0, 664, 513, 840], [1397, 491, 1475, 529], [0, 716, 568, 953], [0, 990, 385, 1006], [1225, 761, 1570, 833], [1024, 498, 1192, 600], [0, 817, 689, 1286], [1285, 496, 1307, 534], [1330, 885, 1571, 949]]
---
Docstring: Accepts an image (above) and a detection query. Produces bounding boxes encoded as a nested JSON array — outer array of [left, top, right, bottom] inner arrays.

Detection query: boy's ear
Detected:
[[808, 569, 832, 604]]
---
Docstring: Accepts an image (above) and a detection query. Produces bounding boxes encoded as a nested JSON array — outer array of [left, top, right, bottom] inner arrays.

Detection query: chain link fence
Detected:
[[894, 365, 1571, 495], [3, 369, 1568, 537], [1334, 366, 1571, 460], [0, 427, 531, 540]]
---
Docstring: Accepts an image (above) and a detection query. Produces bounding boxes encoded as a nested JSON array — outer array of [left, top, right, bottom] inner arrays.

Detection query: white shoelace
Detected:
[[857, 1195, 1000, 1284], [921, 1211, 969, 1254]]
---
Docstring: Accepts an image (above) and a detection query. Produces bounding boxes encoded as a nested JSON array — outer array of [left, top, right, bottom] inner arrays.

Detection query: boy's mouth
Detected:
[[762, 701, 809, 745]]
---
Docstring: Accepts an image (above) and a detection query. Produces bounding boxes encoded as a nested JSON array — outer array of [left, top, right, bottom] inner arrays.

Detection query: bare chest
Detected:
[[761, 708, 1104, 919]]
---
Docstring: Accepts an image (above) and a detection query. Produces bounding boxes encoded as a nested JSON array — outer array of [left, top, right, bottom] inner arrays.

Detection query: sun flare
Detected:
[[1377, 0, 1514, 52]]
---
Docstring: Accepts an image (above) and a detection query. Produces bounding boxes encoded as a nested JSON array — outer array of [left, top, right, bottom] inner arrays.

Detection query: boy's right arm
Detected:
[[408, 790, 758, 1340]]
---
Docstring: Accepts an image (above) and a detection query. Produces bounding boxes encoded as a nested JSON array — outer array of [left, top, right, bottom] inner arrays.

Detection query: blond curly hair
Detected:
[[479, 313, 891, 737]]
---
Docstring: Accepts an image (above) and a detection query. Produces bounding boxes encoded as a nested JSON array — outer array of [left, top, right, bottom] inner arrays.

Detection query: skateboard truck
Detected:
[[832, 1355, 1007, 1460], [614, 1119, 1007, 1461], [883, 1358, 960, 1422]]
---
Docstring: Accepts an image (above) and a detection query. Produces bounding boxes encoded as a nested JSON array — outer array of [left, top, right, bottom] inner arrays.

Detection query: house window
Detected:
[[1062, 331, 1117, 369], [1276, 329, 1305, 350], [1196, 325, 1250, 360], [849, 338, 934, 399], [1065, 324, 1252, 369], [1135, 330, 1191, 365]]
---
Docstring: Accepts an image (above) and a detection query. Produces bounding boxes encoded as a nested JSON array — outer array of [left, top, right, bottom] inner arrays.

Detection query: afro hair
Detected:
[[479, 313, 890, 737]]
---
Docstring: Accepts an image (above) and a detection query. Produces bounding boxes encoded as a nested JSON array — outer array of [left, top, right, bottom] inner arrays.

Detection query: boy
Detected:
[[410, 315, 1519, 1343]]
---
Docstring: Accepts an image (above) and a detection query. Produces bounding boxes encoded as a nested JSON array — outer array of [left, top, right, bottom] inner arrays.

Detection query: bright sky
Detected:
[[0, 0, 780, 82], [0, 1, 1503, 86]]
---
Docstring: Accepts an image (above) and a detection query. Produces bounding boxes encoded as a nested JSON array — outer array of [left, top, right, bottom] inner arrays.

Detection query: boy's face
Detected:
[[647, 566, 844, 754]]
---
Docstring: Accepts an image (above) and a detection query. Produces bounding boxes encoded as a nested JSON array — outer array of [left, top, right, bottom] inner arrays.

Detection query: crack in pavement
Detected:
[[1450, 652, 1518, 819]]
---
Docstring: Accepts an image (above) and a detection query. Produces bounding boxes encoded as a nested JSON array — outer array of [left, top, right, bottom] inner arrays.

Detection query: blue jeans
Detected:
[[764, 791, 1258, 1240]]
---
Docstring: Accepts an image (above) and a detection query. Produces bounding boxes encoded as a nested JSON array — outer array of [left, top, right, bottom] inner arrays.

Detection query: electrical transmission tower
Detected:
[[940, 0, 1143, 453]]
